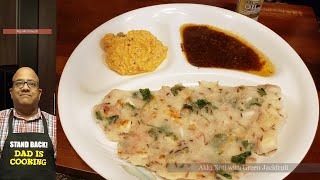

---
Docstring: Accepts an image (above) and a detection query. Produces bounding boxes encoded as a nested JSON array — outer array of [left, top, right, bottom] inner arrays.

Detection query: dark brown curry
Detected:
[[180, 24, 274, 76]]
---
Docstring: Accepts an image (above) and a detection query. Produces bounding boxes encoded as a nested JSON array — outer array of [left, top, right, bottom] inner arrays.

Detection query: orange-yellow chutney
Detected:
[[180, 24, 275, 76]]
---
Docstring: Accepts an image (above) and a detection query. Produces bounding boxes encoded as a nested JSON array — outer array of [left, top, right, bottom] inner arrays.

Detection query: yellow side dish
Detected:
[[101, 30, 168, 75]]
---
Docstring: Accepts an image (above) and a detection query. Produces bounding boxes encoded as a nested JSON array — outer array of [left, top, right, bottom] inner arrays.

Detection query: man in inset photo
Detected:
[[0, 67, 56, 180]]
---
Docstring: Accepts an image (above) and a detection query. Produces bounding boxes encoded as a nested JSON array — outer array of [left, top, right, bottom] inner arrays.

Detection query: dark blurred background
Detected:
[[267, 0, 320, 21]]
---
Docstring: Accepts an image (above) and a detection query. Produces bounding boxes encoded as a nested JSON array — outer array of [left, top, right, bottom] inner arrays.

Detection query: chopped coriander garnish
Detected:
[[125, 102, 135, 110], [221, 173, 232, 179], [217, 171, 232, 179], [106, 115, 119, 124], [183, 100, 217, 112], [242, 140, 249, 149], [195, 99, 210, 109], [240, 140, 256, 151], [170, 84, 185, 96], [95, 111, 103, 120], [146, 125, 177, 141], [231, 151, 251, 164], [139, 88, 152, 101], [257, 88, 267, 97], [246, 98, 263, 108]]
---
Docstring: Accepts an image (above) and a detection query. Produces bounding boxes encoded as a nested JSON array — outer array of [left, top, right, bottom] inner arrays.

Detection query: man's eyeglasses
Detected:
[[13, 80, 39, 89]]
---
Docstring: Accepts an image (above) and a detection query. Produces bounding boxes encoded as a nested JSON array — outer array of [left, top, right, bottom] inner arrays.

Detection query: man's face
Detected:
[[9, 69, 42, 108]]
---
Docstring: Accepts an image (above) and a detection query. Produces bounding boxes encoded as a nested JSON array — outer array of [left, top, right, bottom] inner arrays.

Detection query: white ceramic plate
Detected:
[[58, 3, 319, 180]]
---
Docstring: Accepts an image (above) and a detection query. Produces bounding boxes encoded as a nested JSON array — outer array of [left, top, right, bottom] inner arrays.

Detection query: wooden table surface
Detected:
[[56, 0, 320, 179]]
